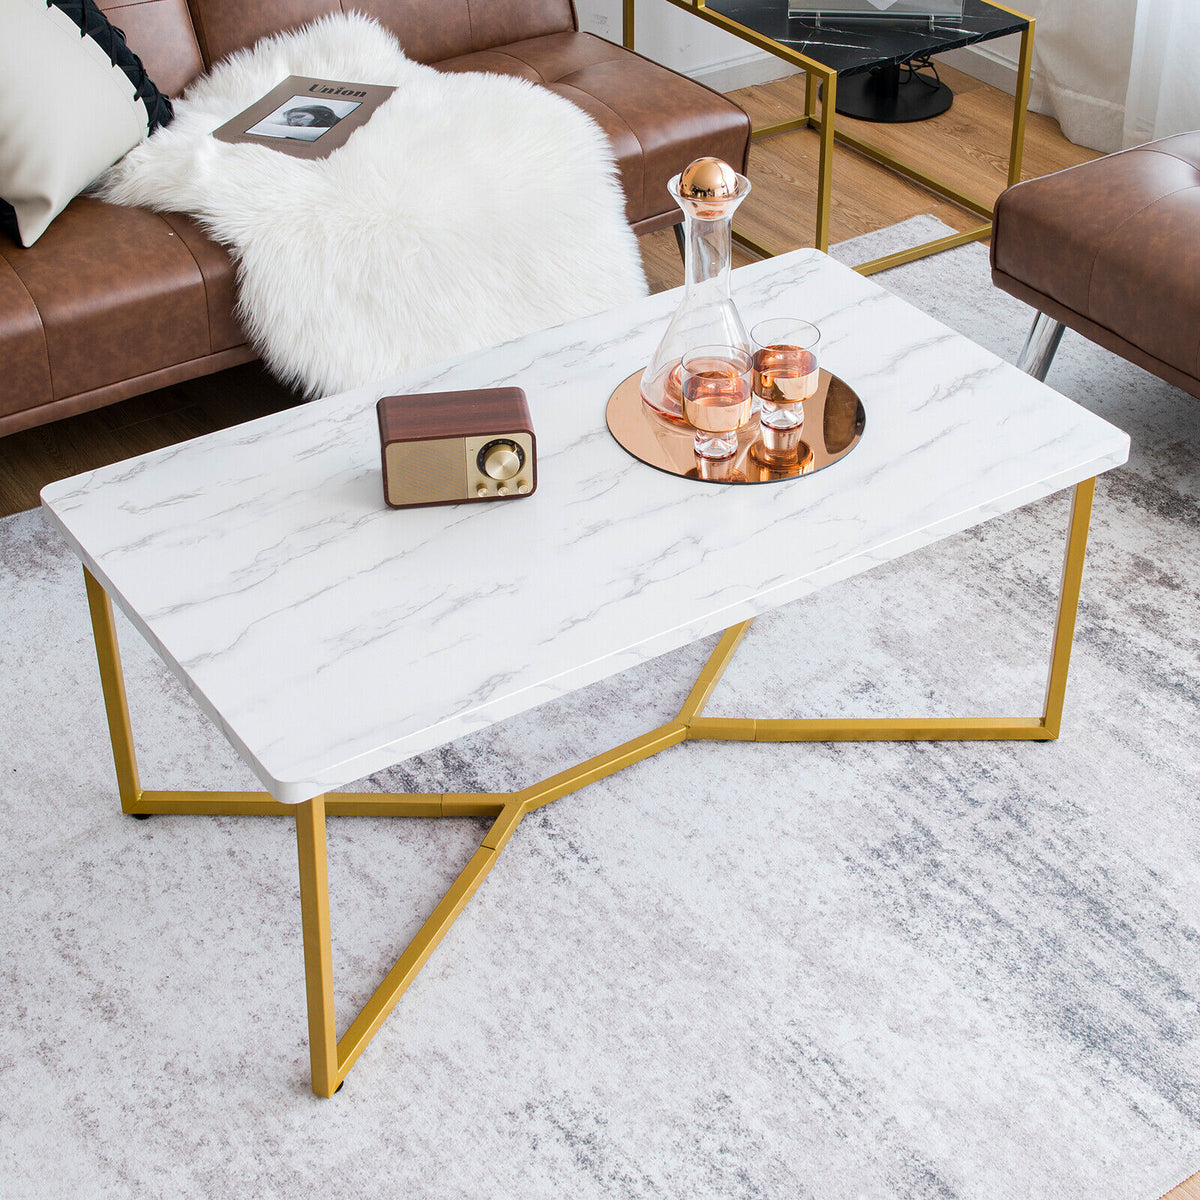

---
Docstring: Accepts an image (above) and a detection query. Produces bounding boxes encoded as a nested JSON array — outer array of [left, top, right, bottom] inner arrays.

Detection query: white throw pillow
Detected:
[[0, 0, 151, 245]]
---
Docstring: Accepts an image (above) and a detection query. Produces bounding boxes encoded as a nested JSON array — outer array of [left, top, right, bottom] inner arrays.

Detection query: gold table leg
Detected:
[[815, 69, 836, 254], [995, 1, 1035, 189], [296, 795, 337, 1096], [1041, 475, 1095, 737], [81, 476, 1094, 1097]]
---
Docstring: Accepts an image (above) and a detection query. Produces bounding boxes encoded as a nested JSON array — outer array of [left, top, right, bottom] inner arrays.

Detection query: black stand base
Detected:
[[823, 62, 953, 124]]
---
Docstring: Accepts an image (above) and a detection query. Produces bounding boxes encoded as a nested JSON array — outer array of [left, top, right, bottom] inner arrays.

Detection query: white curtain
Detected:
[[988, 0, 1198, 151], [1122, 0, 1200, 146], [1021, 0, 1136, 152]]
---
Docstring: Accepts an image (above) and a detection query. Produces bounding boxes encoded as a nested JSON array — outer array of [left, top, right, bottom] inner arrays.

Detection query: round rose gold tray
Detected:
[[605, 369, 865, 484]]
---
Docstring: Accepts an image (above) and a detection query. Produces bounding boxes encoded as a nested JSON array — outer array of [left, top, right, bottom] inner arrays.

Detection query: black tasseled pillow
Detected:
[[0, 0, 175, 245]]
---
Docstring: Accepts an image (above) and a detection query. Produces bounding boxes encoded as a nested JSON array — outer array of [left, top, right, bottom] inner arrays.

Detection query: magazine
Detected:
[[213, 76, 396, 159]]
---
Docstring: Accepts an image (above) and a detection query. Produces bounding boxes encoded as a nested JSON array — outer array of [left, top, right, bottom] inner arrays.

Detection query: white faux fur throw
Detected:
[[97, 13, 648, 396]]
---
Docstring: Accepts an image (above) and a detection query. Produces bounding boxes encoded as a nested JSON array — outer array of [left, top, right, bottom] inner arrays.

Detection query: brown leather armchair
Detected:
[[0, 0, 750, 436], [991, 132, 1200, 398]]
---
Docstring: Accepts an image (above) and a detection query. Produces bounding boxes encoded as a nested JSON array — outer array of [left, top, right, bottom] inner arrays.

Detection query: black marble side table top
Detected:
[[704, 0, 1028, 76]]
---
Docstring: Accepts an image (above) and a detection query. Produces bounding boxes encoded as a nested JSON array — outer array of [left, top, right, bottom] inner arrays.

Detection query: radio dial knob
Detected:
[[482, 442, 523, 482]]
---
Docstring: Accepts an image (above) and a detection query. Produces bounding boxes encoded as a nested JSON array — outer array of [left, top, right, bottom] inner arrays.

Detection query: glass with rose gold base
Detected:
[[751, 319, 822, 467], [682, 345, 754, 460], [752, 320, 821, 429]]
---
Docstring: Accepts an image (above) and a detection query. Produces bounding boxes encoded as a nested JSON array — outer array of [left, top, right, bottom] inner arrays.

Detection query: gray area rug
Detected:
[[2, 217, 1198, 1199]]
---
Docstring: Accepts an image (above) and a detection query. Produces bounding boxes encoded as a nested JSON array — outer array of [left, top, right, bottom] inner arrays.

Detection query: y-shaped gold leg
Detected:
[[81, 478, 1095, 1095]]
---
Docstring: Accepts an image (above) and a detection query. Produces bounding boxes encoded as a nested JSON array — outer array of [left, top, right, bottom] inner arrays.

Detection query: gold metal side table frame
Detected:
[[83, 477, 1092, 1099], [625, 0, 1034, 276]]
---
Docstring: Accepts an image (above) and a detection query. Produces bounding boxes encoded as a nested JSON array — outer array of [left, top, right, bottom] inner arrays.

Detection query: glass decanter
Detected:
[[641, 158, 752, 423]]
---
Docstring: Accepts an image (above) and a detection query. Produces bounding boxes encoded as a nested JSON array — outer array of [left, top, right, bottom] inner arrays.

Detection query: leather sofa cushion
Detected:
[[0, 198, 241, 405], [436, 32, 751, 230], [185, 0, 576, 69], [992, 132, 1200, 392], [0, 257, 53, 422]]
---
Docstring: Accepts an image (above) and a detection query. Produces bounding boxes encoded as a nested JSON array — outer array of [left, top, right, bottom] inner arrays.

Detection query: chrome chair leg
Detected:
[[1017, 311, 1065, 381]]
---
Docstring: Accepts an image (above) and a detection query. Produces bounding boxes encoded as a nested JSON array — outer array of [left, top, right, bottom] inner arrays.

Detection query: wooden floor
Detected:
[[1168, 1175, 1200, 1200], [3, 63, 1198, 1200]]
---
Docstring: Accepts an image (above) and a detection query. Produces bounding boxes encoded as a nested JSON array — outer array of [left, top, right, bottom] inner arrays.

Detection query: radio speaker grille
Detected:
[[384, 440, 466, 506]]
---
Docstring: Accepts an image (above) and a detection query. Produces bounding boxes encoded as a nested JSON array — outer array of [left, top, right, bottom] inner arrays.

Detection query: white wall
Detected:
[[574, 0, 799, 91]]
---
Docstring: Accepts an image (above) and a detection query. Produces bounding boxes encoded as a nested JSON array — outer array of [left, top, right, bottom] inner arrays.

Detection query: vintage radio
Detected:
[[376, 387, 537, 509]]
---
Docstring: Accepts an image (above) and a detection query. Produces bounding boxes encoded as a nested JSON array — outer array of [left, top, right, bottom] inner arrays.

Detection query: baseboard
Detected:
[[690, 49, 800, 93], [939, 44, 1052, 116]]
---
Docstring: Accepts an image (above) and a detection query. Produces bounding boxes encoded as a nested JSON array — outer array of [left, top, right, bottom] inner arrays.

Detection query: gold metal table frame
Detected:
[[83, 477, 1092, 1098], [625, 0, 1034, 276]]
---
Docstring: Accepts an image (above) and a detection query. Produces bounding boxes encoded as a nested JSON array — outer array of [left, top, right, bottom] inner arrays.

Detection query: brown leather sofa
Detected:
[[0, 0, 750, 437], [991, 132, 1200, 398]]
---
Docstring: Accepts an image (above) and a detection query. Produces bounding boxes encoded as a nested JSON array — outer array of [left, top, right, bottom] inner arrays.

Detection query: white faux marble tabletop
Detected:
[[42, 250, 1129, 803]]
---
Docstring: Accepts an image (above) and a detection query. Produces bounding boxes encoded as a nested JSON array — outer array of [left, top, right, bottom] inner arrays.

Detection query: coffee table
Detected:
[[41, 249, 1128, 1097], [626, 0, 1033, 273]]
